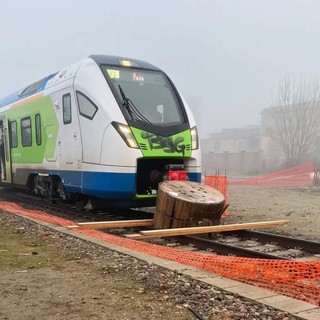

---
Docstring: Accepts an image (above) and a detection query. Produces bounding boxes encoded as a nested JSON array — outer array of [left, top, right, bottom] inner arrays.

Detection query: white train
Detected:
[[0, 55, 201, 208]]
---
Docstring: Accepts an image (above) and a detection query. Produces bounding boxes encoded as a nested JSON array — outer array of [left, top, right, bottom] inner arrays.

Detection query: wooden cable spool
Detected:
[[154, 180, 226, 229]]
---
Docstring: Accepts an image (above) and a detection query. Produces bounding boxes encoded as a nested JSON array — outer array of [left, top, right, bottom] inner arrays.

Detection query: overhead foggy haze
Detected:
[[1, 0, 320, 138]]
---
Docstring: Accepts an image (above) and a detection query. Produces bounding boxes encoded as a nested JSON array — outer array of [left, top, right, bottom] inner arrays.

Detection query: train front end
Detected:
[[92, 55, 201, 206]]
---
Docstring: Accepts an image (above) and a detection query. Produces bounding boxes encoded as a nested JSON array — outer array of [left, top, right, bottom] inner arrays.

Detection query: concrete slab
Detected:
[[226, 283, 277, 300], [200, 276, 241, 289], [295, 308, 320, 320], [258, 295, 318, 314], [183, 268, 220, 279]]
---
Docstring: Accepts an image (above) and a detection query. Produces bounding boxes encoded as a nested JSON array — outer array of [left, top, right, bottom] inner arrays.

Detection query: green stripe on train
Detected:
[[3, 95, 59, 164]]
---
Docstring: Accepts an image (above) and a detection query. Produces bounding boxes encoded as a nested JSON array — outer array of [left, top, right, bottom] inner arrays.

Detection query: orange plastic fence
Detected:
[[204, 175, 228, 197], [204, 175, 229, 216], [229, 161, 315, 187], [1, 201, 319, 306]]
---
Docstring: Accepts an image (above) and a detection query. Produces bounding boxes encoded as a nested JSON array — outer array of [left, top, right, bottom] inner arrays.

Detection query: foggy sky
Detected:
[[1, 0, 320, 138]]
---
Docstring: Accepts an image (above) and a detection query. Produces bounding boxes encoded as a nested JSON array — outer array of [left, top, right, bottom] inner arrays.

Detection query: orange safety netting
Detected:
[[204, 175, 229, 216], [1, 201, 319, 306], [228, 161, 315, 187], [204, 175, 228, 197]]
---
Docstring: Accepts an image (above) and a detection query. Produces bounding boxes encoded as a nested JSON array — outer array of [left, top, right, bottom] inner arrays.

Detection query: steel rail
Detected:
[[222, 230, 320, 254], [172, 235, 289, 259]]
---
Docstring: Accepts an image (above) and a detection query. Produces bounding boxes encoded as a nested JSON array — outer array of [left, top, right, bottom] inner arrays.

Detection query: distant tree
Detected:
[[269, 76, 320, 166]]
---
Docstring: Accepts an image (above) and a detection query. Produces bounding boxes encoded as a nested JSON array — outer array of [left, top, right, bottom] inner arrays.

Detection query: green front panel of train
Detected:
[[5, 96, 59, 164], [131, 127, 192, 157]]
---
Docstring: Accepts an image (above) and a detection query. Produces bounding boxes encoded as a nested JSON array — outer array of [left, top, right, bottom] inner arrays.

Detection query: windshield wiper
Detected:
[[118, 85, 133, 118], [118, 84, 151, 124]]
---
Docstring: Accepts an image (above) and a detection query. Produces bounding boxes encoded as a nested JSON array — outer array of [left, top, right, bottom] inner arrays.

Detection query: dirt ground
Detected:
[[225, 185, 320, 241], [1, 185, 319, 319], [0, 220, 196, 320]]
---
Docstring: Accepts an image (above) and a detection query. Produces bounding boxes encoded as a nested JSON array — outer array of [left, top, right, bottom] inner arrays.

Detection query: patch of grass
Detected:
[[0, 222, 67, 270]]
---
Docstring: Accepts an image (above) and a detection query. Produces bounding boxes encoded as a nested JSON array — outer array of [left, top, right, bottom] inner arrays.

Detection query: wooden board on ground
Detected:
[[67, 219, 154, 230], [154, 180, 226, 229], [125, 220, 289, 239]]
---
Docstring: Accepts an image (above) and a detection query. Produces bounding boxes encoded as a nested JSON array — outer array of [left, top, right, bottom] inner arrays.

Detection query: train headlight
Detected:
[[190, 126, 199, 150], [112, 122, 139, 148]]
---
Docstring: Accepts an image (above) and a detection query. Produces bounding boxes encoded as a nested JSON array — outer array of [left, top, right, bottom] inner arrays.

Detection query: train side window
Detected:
[[76, 91, 98, 120], [9, 121, 18, 148], [21, 117, 32, 147], [63, 93, 72, 124], [20, 79, 42, 97], [35, 114, 41, 145]]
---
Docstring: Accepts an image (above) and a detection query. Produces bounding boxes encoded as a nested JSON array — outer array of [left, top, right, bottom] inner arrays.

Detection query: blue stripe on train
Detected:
[[82, 171, 136, 198], [188, 172, 201, 183], [45, 170, 201, 199], [56, 170, 136, 199]]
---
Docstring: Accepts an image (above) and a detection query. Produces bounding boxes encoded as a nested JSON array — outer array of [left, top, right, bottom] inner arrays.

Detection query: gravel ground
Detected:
[[0, 207, 302, 320], [225, 185, 320, 241]]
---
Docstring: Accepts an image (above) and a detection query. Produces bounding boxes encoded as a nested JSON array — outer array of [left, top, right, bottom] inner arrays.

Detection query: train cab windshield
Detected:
[[101, 66, 185, 127]]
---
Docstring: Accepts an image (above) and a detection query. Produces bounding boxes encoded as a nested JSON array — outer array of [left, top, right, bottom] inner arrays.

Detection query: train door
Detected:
[[56, 90, 82, 187], [0, 116, 12, 183]]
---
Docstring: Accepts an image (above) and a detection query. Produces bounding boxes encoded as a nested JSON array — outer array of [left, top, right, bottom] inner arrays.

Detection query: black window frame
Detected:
[[63, 93, 72, 124], [35, 114, 41, 145], [76, 91, 98, 120], [9, 120, 18, 148], [21, 117, 32, 147]]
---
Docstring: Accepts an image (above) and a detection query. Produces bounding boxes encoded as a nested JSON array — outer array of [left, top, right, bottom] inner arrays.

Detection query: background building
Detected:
[[201, 125, 263, 176], [201, 106, 320, 176]]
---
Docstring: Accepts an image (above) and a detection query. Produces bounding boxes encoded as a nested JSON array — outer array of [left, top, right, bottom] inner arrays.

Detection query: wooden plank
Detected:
[[125, 220, 289, 239], [67, 219, 154, 230]]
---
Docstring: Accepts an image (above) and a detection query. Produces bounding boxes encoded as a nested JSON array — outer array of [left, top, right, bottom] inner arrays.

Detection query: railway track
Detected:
[[171, 230, 320, 260], [0, 187, 153, 222], [1, 187, 320, 261]]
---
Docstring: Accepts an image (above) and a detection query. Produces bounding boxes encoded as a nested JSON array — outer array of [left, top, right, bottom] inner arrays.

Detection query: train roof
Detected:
[[0, 55, 161, 109], [0, 73, 57, 109], [89, 55, 161, 71]]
